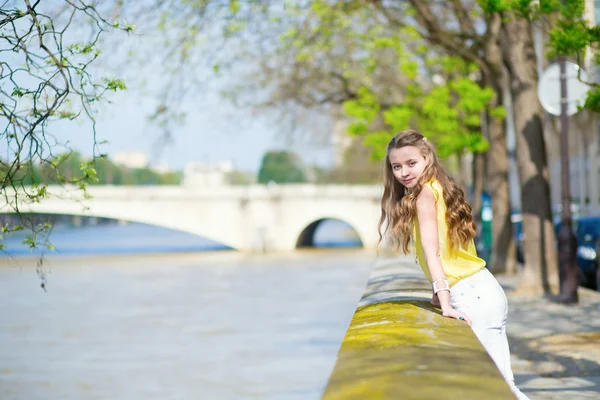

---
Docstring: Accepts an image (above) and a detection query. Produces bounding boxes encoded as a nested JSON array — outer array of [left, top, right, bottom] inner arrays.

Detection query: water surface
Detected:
[[0, 249, 374, 400]]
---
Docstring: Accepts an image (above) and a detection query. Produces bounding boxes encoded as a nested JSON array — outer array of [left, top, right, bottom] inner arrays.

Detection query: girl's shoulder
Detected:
[[423, 179, 442, 202]]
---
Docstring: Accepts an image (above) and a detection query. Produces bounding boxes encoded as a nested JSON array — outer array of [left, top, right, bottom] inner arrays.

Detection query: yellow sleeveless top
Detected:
[[413, 180, 485, 287]]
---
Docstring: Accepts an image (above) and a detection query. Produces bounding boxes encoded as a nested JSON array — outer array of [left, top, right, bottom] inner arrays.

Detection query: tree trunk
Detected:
[[471, 152, 484, 227], [486, 112, 516, 275], [483, 14, 516, 275], [500, 16, 559, 295]]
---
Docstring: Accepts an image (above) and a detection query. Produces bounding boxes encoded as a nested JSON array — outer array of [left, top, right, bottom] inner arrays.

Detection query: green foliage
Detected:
[[383, 107, 413, 132], [0, 152, 182, 187], [476, 0, 511, 13], [344, 87, 380, 136], [362, 131, 396, 161], [343, 65, 500, 160], [583, 87, 600, 113], [542, 0, 600, 113], [104, 78, 127, 92], [258, 151, 306, 184], [137, 0, 595, 173], [254, 1, 500, 161], [225, 170, 256, 185], [1, 1, 135, 262]]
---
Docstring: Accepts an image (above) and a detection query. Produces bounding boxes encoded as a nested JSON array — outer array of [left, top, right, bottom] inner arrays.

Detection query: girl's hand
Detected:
[[442, 307, 472, 326], [431, 292, 441, 307]]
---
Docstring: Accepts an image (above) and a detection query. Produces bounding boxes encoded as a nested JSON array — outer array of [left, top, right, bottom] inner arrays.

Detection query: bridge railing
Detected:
[[322, 257, 515, 400], [1, 184, 383, 201]]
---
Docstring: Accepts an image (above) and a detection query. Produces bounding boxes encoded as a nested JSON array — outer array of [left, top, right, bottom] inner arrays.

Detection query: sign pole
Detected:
[[557, 56, 579, 303]]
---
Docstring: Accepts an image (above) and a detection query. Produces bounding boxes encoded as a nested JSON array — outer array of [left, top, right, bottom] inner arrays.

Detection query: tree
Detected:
[[258, 151, 306, 184], [522, 0, 600, 300], [3, 151, 182, 185], [342, 57, 497, 162], [225, 170, 256, 185], [544, 0, 600, 111], [1, 1, 130, 258], [498, 8, 558, 295], [493, 0, 600, 295], [322, 137, 383, 184]]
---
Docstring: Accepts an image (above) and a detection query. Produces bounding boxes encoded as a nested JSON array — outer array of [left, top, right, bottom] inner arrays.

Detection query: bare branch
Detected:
[[407, 0, 481, 64], [450, 0, 477, 36]]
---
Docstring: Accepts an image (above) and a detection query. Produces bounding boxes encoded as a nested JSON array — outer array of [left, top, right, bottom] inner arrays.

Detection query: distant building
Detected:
[[183, 161, 234, 187], [112, 152, 149, 169], [151, 162, 171, 174]]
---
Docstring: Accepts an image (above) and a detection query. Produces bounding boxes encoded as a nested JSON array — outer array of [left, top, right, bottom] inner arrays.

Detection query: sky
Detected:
[[8, 2, 336, 174], [54, 87, 335, 173]]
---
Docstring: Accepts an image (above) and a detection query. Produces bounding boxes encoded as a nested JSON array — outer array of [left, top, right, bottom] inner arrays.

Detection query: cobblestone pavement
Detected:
[[497, 274, 600, 400]]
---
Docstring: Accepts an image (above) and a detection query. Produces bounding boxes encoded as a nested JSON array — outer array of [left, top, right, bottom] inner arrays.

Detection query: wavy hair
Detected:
[[378, 129, 476, 254]]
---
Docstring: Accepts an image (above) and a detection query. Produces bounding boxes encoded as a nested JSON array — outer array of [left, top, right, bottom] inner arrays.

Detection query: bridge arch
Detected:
[[295, 217, 365, 249]]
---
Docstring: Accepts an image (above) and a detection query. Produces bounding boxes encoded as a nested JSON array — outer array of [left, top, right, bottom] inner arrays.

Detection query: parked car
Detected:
[[486, 211, 600, 290], [572, 216, 600, 289], [551, 216, 600, 290]]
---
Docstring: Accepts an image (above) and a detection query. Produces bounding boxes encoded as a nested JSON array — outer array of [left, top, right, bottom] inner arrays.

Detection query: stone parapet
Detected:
[[322, 257, 515, 399]]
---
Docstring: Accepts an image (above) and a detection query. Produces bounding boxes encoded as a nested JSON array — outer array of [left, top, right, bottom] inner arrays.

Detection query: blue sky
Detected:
[[52, 73, 334, 173], [19, 3, 336, 174]]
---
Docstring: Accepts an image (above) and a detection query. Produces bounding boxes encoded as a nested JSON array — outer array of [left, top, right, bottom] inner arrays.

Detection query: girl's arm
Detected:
[[431, 292, 441, 306], [416, 185, 472, 325]]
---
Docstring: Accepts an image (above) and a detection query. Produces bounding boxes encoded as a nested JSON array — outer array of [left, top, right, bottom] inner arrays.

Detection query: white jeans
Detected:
[[450, 268, 530, 400]]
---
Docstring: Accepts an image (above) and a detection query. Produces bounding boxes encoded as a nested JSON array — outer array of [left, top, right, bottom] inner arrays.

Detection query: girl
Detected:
[[379, 129, 529, 400]]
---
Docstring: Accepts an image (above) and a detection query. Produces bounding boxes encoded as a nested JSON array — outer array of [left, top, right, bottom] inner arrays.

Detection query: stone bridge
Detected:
[[0, 184, 384, 252]]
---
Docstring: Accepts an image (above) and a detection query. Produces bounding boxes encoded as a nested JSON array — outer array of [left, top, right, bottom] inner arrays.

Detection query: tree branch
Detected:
[[406, 0, 482, 65], [450, 0, 477, 36]]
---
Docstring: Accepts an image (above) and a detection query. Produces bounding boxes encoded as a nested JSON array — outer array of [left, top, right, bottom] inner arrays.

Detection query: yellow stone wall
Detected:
[[322, 261, 516, 399]]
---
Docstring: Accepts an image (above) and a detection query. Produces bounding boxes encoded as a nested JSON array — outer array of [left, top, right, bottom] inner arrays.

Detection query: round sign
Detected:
[[537, 62, 589, 116]]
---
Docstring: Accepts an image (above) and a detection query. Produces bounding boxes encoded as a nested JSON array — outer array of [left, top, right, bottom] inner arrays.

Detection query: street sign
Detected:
[[538, 62, 589, 116]]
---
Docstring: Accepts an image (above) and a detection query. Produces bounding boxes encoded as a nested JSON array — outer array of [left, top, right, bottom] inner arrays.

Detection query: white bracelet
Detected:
[[432, 278, 450, 294]]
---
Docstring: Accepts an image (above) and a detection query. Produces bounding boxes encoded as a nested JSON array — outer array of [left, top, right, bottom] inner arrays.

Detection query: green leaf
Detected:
[[229, 0, 241, 14], [11, 88, 25, 97], [363, 131, 395, 160], [489, 106, 507, 120], [383, 106, 414, 131], [104, 78, 127, 92], [347, 121, 369, 136], [400, 60, 418, 79]]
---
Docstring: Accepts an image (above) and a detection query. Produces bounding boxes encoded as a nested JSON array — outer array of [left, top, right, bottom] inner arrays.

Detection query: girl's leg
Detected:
[[450, 270, 530, 400], [473, 318, 529, 400]]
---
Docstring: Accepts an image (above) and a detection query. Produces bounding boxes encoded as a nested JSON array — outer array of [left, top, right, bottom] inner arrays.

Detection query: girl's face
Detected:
[[389, 146, 427, 189]]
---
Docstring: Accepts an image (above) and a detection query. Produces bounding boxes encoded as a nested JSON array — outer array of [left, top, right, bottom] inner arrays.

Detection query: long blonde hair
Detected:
[[378, 129, 476, 254]]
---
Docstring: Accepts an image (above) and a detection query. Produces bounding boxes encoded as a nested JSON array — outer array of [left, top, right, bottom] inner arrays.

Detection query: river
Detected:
[[0, 222, 374, 400]]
